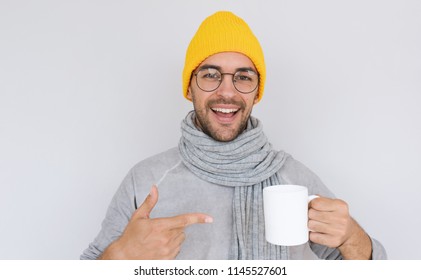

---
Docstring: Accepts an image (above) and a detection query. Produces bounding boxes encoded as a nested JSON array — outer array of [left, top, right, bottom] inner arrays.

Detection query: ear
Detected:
[[186, 86, 193, 101], [253, 93, 259, 104]]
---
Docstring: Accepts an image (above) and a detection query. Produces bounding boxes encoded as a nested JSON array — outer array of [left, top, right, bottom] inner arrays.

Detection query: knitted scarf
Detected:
[[178, 111, 288, 259]]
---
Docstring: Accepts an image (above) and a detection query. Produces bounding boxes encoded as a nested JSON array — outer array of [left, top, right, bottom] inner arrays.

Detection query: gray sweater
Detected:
[[80, 147, 387, 260]]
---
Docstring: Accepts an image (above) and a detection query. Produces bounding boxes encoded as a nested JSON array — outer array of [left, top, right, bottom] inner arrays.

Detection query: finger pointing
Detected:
[[166, 213, 213, 229]]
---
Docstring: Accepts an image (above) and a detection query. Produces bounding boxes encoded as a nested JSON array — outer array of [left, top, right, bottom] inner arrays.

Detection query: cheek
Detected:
[[246, 94, 258, 108], [239, 91, 259, 108], [189, 89, 207, 111]]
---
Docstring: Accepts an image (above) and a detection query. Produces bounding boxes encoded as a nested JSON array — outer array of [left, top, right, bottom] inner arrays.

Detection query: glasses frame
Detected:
[[193, 68, 259, 94]]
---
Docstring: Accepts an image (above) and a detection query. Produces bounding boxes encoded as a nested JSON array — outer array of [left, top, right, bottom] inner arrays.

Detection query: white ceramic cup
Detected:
[[263, 184, 318, 246]]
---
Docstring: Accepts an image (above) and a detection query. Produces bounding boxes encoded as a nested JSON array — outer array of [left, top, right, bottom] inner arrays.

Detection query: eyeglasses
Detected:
[[194, 67, 259, 94]]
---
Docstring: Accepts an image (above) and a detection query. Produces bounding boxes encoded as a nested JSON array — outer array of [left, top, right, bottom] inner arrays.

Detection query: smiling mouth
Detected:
[[211, 107, 239, 114], [211, 107, 240, 120]]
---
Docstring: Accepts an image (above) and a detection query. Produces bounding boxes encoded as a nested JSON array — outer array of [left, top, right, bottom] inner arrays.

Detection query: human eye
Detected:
[[200, 68, 220, 79], [236, 75, 252, 81], [235, 70, 256, 82]]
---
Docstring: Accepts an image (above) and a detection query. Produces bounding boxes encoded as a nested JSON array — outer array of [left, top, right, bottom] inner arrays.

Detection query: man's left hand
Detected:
[[308, 197, 372, 259]]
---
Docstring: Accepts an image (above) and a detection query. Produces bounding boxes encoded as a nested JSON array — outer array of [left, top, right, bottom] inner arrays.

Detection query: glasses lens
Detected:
[[233, 70, 258, 93], [196, 68, 221, 92]]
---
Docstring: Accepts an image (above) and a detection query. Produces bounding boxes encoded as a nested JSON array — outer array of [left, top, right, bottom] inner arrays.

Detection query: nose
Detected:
[[216, 74, 236, 97]]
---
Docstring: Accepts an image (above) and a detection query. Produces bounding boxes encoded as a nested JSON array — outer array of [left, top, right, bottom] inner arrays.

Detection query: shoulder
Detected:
[[278, 153, 318, 184], [130, 147, 182, 182], [114, 147, 185, 205], [278, 153, 335, 198], [132, 147, 180, 169]]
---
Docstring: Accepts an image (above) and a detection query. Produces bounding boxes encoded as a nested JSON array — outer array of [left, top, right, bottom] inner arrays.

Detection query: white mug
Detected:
[[263, 184, 318, 246]]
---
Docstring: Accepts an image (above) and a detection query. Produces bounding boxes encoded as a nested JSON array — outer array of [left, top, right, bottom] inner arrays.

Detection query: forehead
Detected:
[[198, 52, 256, 71]]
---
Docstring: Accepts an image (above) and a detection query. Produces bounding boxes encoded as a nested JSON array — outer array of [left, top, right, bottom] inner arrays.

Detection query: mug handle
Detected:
[[308, 195, 319, 202]]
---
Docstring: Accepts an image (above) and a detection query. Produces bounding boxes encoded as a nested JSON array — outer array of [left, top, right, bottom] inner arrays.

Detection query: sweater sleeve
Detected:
[[80, 169, 136, 260], [371, 237, 388, 259]]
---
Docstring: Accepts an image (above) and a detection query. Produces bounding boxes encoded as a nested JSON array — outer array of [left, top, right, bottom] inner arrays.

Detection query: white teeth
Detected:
[[212, 108, 239, 113]]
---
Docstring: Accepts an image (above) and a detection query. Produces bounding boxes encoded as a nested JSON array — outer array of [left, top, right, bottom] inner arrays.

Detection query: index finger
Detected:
[[158, 213, 213, 229], [309, 196, 347, 212]]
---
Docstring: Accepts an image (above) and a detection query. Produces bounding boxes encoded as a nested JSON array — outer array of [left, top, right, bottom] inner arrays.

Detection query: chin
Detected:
[[210, 128, 242, 142]]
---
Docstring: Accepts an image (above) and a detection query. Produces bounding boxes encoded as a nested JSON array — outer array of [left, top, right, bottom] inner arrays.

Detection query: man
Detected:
[[81, 11, 386, 260]]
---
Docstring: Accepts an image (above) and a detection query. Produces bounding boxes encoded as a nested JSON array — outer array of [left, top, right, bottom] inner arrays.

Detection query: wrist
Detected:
[[98, 239, 126, 260], [338, 219, 372, 260]]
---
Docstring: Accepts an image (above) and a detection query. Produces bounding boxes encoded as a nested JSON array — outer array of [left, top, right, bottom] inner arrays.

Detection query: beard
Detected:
[[191, 94, 251, 142]]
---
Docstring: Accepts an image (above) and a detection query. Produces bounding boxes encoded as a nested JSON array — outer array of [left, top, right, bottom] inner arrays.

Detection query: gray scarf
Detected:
[[179, 111, 289, 259]]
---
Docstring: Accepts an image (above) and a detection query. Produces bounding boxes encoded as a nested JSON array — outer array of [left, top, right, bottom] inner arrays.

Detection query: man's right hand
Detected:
[[99, 185, 213, 260]]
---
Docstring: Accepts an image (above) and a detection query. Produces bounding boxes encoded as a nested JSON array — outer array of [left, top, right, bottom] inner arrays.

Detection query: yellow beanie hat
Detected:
[[183, 11, 266, 103]]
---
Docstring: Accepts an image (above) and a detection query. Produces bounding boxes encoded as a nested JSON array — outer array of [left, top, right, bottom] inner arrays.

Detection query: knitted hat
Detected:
[[183, 11, 266, 103]]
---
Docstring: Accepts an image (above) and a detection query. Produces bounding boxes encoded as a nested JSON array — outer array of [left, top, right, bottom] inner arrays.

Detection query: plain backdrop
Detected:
[[0, 0, 420, 259]]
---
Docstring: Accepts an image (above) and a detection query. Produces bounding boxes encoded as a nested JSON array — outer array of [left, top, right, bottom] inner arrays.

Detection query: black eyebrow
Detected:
[[197, 64, 222, 71], [236, 67, 257, 73], [197, 65, 257, 73]]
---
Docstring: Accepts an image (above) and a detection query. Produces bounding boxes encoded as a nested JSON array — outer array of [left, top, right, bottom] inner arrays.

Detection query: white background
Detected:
[[0, 0, 420, 260]]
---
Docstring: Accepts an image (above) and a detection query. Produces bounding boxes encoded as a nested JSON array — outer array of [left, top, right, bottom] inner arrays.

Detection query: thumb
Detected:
[[134, 185, 159, 219]]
